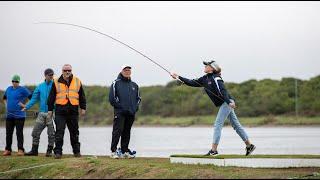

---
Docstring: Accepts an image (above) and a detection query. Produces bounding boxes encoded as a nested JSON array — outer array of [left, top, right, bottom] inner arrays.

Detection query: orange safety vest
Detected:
[[54, 77, 81, 105]]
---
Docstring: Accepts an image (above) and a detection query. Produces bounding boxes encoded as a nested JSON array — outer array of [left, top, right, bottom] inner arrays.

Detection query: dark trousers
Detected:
[[54, 114, 80, 155], [111, 112, 135, 152], [5, 118, 25, 152]]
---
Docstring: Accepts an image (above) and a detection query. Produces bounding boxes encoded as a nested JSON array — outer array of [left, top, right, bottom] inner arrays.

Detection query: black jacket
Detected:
[[109, 73, 141, 115], [47, 74, 86, 115], [179, 73, 233, 107]]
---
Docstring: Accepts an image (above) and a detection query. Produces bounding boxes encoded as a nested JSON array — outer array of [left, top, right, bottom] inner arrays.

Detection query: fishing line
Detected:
[[34, 22, 225, 102], [0, 156, 85, 175], [35, 22, 171, 74], [0, 162, 59, 175]]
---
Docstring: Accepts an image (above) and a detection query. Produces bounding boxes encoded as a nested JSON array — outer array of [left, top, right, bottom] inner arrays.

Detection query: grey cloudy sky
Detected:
[[1, 1, 320, 90]]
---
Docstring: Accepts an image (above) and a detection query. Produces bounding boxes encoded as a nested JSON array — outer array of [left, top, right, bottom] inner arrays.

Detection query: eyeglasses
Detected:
[[63, 70, 72, 72], [47, 74, 54, 77], [12, 81, 19, 83]]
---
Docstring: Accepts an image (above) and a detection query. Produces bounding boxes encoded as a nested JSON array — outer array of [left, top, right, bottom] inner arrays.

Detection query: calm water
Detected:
[[0, 126, 319, 157]]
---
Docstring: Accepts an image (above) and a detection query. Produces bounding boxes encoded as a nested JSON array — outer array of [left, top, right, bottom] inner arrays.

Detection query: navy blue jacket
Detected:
[[178, 73, 234, 107], [109, 73, 141, 115]]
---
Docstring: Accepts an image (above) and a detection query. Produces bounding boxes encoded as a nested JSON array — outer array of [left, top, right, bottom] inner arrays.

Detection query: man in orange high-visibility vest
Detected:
[[47, 64, 86, 159]]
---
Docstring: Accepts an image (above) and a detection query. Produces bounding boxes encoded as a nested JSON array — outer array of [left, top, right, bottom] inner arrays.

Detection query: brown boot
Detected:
[[2, 150, 11, 156], [17, 149, 24, 156]]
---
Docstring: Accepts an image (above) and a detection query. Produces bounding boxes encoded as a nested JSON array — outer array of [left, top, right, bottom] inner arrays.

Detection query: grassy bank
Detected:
[[0, 152, 320, 179], [79, 115, 320, 127], [134, 115, 320, 127], [1, 115, 320, 127]]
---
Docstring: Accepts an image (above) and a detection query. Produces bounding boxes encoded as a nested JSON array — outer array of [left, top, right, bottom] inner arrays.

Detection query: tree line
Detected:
[[0, 75, 319, 123]]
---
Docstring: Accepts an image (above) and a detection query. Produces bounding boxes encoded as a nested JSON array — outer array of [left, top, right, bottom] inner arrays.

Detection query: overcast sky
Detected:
[[1, 1, 320, 90]]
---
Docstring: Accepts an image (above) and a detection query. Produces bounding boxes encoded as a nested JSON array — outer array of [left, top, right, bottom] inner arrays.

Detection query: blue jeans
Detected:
[[213, 101, 249, 144]]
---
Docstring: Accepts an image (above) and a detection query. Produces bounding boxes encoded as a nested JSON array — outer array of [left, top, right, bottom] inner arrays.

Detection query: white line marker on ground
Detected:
[[0, 162, 59, 174]]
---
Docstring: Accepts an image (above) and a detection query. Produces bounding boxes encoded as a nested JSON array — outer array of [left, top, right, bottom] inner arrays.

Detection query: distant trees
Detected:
[[0, 75, 319, 122], [299, 76, 320, 116]]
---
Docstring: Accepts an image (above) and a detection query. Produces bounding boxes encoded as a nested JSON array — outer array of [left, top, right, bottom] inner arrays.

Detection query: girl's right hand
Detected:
[[170, 72, 179, 79]]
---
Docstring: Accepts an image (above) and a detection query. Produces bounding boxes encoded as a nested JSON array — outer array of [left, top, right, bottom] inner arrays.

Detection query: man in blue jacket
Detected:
[[2, 75, 31, 156], [109, 65, 141, 159], [21, 68, 55, 157]]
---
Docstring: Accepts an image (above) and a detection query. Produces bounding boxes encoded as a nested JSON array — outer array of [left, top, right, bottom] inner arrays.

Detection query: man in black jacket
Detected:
[[47, 64, 86, 159], [109, 65, 141, 159]]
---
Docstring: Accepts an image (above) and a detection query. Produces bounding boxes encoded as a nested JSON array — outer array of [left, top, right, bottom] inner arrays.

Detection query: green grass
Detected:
[[170, 154, 320, 159], [1, 115, 320, 127], [0, 152, 320, 179]]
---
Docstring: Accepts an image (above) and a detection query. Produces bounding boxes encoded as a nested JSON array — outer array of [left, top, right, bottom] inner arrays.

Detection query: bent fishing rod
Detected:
[[34, 22, 225, 101], [35, 22, 170, 74]]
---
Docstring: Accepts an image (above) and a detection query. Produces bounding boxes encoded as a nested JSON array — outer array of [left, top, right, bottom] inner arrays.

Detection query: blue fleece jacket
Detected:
[[3, 86, 31, 119], [25, 80, 53, 112]]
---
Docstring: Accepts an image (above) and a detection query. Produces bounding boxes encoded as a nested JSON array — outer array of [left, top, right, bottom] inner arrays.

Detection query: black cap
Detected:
[[44, 68, 54, 76]]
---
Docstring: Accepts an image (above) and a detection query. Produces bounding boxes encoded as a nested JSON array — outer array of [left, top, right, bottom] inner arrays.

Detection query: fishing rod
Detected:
[[35, 22, 171, 74], [34, 22, 225, 102]]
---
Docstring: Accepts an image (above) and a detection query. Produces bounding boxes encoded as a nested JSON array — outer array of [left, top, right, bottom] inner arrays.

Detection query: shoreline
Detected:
[[1, 124, 320, 128], [1, 115, 320, 128]]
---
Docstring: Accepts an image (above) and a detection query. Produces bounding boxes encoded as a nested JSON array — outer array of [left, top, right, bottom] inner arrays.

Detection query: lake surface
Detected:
[[1, 126, 319, 157]]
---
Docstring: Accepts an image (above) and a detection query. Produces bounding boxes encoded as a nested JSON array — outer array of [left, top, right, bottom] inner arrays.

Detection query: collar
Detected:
[[58, 74, 73, 85]]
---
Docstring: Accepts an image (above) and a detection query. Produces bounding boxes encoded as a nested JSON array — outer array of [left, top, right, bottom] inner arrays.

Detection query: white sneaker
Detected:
[[110, 152, 120, 159], [123, 152, 136, 159]]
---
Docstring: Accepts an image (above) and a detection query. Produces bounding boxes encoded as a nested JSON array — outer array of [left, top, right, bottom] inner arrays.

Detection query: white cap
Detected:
[[121, 64, 132, 71], [203, 60, 220, 71], [211, 62, 220, 71]]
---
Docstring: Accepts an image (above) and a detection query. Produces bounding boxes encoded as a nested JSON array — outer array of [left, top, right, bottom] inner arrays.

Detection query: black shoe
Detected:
[[54, 153, 62, 159], [46, 146, 54, 157], [74, 153, 82, 158], [25, 145, 39, 156], [205, 150, 218, 156], [246, 144, 256, 156]]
